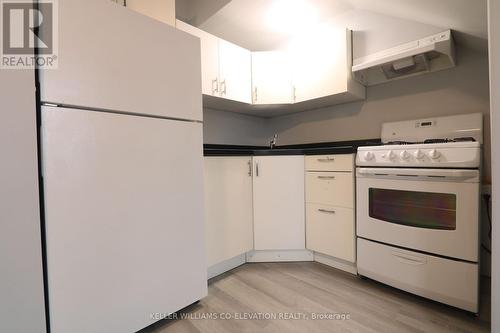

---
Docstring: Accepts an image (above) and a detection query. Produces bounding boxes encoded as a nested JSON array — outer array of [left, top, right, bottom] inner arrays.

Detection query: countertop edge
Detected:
[[203, 139, 382, 156]]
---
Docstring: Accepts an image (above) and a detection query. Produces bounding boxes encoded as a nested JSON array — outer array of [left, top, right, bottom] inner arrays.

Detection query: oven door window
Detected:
[[369, 188, 457, 230]]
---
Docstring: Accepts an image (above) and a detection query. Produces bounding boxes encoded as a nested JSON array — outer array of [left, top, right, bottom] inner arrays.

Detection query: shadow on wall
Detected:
[[268, 46, 491, 181]]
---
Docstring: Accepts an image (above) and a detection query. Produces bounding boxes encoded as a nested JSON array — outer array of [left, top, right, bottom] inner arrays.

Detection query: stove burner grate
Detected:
[[386, 137, 476, 146]]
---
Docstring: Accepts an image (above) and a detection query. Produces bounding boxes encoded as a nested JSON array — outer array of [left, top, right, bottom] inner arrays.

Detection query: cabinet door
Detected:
[[306, 204, 355, 262], [204, 157, 254, 267], [176, 20, 219, 96], [218, 39, 252, 104], [251, 51, 293, 105], [306, 171, 354, 208], [253, 156, 305, 250], [290, 27, 349, 103]]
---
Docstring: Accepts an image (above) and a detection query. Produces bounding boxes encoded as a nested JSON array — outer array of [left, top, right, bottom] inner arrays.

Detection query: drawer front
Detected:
[[357, 238, 479, 312], [306, 204, 355, 262], [306, 172, 354, 208], [305, 154, 354, 172]]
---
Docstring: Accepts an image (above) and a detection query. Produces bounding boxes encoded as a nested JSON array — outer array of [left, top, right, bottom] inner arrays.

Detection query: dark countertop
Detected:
[[204, 139, 382, 156]]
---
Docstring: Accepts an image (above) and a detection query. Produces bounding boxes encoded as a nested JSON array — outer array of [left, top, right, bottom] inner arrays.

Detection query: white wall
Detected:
[[0, 71, 46, 332], [203, 108, 270, 145], [268, 48, 492, 181], [488, 0, 499, 331]]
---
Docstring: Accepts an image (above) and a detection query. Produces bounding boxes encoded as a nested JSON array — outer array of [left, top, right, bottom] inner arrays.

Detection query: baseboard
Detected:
[[246, 249, 314, 262], [207, 254, 246, 279], [314, 252, 357, 275]]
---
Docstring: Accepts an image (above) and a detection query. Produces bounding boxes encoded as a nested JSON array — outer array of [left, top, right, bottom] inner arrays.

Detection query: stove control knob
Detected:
[[382, 150, 395, 160], [400, 150, 410, 160], [429, 149, 441, 159], [414, 149, 425, 160], [364, 151, 375, 161]]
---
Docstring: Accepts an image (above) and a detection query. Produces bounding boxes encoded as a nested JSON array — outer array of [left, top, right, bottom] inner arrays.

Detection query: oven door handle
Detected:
[[357, 168, 479, 180]]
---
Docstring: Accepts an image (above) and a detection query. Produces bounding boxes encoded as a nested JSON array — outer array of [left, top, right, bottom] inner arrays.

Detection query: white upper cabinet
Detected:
[[176, 20, 365, 114], [176, 20, 252, 104], [251, 51, 293, 105], [289, 27, 365, 107], [218, 40, 252, 104], [176, 20, 219, 96]]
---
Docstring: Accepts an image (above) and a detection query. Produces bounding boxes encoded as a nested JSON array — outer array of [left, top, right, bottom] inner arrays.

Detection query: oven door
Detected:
[[356, 168, 480, 262]]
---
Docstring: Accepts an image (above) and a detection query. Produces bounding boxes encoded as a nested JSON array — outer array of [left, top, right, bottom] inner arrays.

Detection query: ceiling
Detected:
[[177, 0, 488, 53]]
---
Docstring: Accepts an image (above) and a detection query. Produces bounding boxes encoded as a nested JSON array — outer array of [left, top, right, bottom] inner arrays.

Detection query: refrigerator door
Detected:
[[41, 106, 207, 333], [39, 0, 202, 122]]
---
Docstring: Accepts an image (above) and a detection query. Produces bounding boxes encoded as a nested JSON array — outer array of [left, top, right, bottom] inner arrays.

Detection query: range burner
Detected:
[[386, 141, 416, 145], [423, 137, 476, 144], [386, 137, 476, 146]]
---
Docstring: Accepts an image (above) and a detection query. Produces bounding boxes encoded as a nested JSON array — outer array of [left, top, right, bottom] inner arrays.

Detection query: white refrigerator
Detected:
[[39, 1, 207, 332]]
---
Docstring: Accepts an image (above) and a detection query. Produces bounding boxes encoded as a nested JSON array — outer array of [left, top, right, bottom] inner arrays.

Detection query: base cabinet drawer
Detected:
[[306, 172, 354, 208], [306, 204, 355, 262], [357, 238, 479, 313], [305, 154, 354, 172]]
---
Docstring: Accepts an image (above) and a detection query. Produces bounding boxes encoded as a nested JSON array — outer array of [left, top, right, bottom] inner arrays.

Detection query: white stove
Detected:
[[357, 141, 481, 168], [355, 113, 483, 314], [357, 112, 483, 168]]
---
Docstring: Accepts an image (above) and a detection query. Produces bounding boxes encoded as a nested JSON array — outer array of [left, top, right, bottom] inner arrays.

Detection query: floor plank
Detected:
[[143, 262, 491, 333]]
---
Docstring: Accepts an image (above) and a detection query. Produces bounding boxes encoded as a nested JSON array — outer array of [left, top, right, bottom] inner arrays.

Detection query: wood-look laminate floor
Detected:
[[143, 262, 491, 333]]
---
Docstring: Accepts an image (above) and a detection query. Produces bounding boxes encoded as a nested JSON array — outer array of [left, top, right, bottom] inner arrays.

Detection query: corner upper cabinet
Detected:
[[289, 27, 365, 109], [251, 51, 293, 105], [176, 20, 252, 104], [218, 40, 252, 103]]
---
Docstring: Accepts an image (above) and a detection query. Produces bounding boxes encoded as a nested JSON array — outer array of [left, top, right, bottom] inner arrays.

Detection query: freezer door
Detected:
[[41, 106, 207, 333], [39, 0, 202, 122]]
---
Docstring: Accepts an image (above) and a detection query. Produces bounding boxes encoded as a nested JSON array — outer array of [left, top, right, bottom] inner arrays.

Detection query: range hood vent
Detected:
[[352, 30, 455, 86]]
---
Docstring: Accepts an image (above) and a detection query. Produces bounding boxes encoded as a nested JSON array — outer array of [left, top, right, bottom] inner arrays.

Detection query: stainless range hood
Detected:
[[352, 30, 455, 86]]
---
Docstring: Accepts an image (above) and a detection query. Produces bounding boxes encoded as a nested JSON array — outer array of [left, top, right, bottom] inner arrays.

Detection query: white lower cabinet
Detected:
[[252, 156, 306, 251], [306, 204, 355, 262], [306, 171, 354, 208], [305, 154, 356, 269], [204, 157, 254, 268]]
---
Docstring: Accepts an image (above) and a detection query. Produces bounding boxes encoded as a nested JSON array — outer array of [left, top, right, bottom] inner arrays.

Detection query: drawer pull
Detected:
[[317, 176, 335, 180], [392, 251, 427, 265], [317, 157, 335, 162], [318, 208, 336, 214]]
